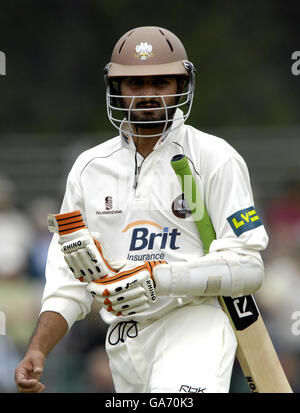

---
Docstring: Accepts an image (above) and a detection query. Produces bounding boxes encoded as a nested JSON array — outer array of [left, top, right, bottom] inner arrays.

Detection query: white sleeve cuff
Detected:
[[40, 296, 84, 330]]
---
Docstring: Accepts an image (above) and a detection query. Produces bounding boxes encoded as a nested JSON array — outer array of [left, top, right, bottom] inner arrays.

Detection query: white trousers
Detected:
[[105, 303, 237, 393]]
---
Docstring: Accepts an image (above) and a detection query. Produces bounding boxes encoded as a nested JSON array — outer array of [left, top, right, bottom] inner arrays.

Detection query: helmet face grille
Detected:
[[104, 27, 195, 139], [104, 62, 196, 139]]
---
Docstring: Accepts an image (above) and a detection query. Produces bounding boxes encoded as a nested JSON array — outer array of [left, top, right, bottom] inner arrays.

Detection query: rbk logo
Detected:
[[179, 385, 206, 393]]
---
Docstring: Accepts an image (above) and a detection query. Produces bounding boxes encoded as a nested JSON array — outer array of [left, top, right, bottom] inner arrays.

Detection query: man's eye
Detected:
[[154, 78, 169, 85], [129, 78, 142, 86]]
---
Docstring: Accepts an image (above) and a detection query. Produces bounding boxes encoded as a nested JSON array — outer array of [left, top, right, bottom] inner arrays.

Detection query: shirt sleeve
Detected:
[[205, 153, 269, 257], [154, 151, 269, 299], [40, 168, 93, 330]]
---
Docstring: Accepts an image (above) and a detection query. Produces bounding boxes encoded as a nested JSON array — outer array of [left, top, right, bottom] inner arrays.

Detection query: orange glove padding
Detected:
[[47, 210, 118, 282], [87, 260, 165, 316]]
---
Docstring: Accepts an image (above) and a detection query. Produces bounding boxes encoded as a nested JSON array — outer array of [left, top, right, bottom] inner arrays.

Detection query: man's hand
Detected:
[[47, 210, 118, 282], [15, 350, 45, 393], [14, 311, 68, 394], [86, 261, 164, 316]]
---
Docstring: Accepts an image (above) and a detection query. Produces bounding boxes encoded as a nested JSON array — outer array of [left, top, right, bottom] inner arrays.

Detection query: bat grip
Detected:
[[170, 154, 216, 254]]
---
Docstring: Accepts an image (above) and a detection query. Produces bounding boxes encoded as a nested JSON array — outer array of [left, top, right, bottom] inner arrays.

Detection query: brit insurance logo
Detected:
[[122, 220, 181, 261]]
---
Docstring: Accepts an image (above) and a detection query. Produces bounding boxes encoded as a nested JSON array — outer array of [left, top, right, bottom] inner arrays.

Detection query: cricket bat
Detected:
[[170, 154, 293, 393]]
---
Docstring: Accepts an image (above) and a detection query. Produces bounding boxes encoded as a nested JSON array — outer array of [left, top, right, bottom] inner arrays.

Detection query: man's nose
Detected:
[[140, 82, 157, 97]]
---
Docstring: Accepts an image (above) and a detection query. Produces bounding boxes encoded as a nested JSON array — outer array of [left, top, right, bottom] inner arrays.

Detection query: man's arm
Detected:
[[15, 311, 68, 393]]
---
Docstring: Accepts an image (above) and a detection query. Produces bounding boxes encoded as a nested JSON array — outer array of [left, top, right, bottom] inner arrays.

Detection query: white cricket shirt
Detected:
[[41, 110, 268, 328]]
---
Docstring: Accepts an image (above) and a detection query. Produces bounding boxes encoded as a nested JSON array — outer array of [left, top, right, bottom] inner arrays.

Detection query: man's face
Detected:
[[119, 76, 182, 130]]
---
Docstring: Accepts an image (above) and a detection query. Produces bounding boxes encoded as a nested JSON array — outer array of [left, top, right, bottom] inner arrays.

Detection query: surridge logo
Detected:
[[96, 195, 122, 215], [105, 196, 113, 210]]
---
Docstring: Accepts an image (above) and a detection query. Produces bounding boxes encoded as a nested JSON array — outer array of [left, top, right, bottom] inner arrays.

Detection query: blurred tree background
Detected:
[[0, 0, 299, 134], [0, 0, 299, 394]]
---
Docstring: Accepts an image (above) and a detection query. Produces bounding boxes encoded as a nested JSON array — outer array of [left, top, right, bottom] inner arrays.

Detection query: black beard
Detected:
[[129, 107, 177, 130], [134, 120, 168, 130]]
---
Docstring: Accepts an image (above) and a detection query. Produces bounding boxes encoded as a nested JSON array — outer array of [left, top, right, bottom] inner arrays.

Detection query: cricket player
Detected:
[[15, 26, 268, 393]]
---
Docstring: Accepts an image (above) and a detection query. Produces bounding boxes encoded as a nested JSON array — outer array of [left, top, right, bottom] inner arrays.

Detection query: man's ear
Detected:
[[110, 78, 123, 108], [111, 78, 122, 95]]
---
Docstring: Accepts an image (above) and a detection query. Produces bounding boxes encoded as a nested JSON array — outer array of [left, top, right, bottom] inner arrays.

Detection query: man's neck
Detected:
[[131, 118, 175, 158], [133, 135, 161, 158]]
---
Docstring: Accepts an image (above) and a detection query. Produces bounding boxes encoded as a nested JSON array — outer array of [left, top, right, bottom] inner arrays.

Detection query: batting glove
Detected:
[[86, 260, 165, 316], [47, 210, 119, 282]]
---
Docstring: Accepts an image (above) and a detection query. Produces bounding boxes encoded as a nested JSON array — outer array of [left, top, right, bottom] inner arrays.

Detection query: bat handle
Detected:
[[171, 154, 185, 161], [170, 154, 216, 253]]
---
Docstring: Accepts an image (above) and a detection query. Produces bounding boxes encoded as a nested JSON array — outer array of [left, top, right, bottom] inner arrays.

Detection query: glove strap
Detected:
[[93, 263, 148, 286], [47, 210, 86, 235]]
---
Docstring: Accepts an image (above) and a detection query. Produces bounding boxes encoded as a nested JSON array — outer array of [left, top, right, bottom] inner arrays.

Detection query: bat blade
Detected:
[[219, 296, 292, 393]]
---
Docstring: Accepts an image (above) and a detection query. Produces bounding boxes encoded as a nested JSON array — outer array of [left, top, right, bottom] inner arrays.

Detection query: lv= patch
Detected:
[[227, 206, 263, 237]]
